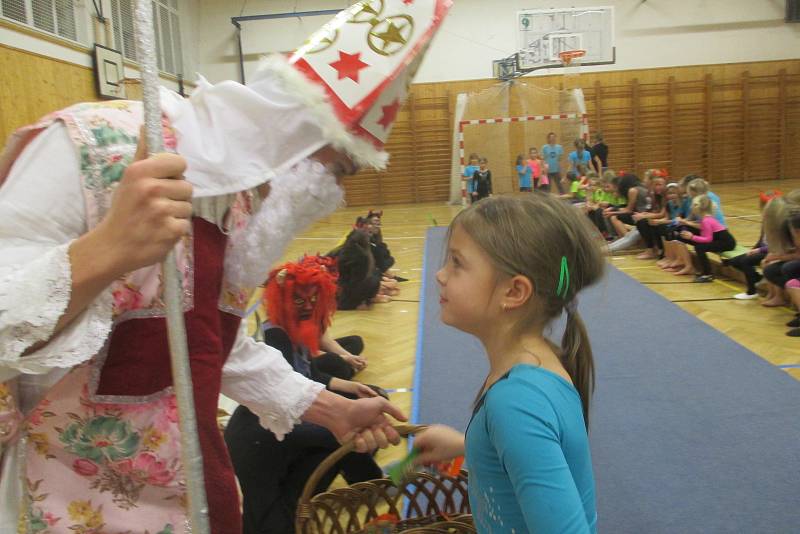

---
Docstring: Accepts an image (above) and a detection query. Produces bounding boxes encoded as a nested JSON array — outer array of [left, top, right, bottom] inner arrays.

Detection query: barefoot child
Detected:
[[414, 194, 604, 533]]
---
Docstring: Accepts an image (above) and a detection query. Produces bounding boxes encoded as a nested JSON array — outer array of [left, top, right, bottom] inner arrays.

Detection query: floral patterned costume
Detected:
[[0, 100, 344, 533]]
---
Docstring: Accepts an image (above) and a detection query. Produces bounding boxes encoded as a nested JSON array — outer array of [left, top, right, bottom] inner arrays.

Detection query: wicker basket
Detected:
[[295, 424, 474, 533]]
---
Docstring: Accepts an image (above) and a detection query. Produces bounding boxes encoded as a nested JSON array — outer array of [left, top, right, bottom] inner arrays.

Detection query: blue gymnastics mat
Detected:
[[415, 226, 800, 533]]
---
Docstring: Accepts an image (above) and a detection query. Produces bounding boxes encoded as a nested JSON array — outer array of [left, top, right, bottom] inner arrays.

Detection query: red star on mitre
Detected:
[[377, 98, 401, 130], [329, 51, 369, 83], [403, 0, 415, 4]]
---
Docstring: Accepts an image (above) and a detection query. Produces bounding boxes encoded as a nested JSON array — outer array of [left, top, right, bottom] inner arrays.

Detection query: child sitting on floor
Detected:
[[632, 176, 668, 260], [679, 194, 737, 283], [724, 190, 781, 300], [655, 183, 694, 272]]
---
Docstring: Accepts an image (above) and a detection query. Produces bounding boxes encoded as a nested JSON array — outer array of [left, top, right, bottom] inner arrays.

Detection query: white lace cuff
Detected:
[[0, 242, 114, 374], [221, 328, 325, 440], [224, 158, 345, 287]]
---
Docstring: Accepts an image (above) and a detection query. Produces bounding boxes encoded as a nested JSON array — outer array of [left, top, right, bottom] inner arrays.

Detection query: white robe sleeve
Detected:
[[0, 123, 114, 381], [220, 322, 324, 440]]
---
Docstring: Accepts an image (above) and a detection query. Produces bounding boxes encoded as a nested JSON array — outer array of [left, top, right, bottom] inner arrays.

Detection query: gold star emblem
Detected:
[[375, 21, 407, 51], [368, 15, 414, 56]]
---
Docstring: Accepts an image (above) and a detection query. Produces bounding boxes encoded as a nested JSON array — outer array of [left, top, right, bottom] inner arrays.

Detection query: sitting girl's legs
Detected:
[[763, 261, 789, 306], [672, 243, 695, 276], [726, 252, 765, 296]]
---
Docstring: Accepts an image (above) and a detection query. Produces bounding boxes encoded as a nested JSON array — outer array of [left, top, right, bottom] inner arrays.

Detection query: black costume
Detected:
[[224, 325, 381, 534]]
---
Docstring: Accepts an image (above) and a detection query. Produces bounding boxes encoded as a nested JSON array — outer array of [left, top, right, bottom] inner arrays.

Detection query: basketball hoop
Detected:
[[558, 49, 586, 66]]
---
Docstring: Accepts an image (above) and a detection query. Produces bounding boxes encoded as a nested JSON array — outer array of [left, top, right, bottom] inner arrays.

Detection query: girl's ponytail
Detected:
[[561, 308, 594, 429]]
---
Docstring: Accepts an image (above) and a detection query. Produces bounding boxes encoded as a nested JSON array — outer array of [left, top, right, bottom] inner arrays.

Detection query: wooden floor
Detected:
[[243, 178, 800, 471]]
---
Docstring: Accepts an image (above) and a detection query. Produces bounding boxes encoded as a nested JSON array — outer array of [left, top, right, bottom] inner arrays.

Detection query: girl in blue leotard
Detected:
[[415, 194, 605, 533]]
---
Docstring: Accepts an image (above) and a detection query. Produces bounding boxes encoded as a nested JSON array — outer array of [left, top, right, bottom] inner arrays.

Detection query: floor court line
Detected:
[[671, 297, 737, 303]]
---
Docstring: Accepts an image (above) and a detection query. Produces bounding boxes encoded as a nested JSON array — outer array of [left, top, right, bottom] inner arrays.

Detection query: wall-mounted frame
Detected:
[[93, 44, 126, 99]]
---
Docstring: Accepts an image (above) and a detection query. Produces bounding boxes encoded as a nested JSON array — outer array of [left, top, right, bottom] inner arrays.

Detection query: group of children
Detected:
[[581, 170, 737, 283], [588, 168, 800, 337], [225, 209, 406, 532], [464, 132, 608, 204], [231, 160, 798, 533], [327, 210, 405, 310]]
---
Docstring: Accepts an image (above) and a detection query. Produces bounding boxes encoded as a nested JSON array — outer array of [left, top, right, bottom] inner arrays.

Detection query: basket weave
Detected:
[[295, 424, 474, 533]]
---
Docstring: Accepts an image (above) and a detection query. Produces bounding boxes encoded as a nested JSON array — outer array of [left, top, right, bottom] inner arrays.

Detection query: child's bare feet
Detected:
[[371, 294, 392, 303], [761, 298, 788, 307], [673, 267, 694, 276]]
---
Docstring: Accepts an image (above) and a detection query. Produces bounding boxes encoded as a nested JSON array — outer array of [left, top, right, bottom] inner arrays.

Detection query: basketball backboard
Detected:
[[517, 6, 615, 71]]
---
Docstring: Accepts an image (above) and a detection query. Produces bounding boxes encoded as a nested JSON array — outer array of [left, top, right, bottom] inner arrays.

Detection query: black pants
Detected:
[[725, 252, 766, 294], [763, 259, 800, 288], [313, 336, 364, 381], [693, 230, 736, 275], [225, 406, 383, 534], [587, 209, 606, 233], [616, 212, 637, 226], [635, 219, 663, 251], [549, 172, 564, 194]]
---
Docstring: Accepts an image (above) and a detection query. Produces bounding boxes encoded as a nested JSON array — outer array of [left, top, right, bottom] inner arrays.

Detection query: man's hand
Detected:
[[680, 230, 693, 240], [93, 135, 192, 276], [333, 397, 406, 453]]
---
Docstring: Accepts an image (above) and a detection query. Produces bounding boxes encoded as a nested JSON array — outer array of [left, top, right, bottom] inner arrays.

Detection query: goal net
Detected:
[[449, 82, 589, 204]]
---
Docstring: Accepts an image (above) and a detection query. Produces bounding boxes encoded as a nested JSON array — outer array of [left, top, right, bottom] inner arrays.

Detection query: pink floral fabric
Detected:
[[9, 101, 257, 533], [24, 365, 186, 533]]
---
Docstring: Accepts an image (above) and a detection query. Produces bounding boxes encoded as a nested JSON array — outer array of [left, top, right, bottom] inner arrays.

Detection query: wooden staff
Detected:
[[132, 2, 210, 533]]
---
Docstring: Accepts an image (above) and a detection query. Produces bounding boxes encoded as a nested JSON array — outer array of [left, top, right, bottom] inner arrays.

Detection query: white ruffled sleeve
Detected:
[[224, 158, 345, 287], [221, 323, 324, 440], [0, 123, 113, 380]]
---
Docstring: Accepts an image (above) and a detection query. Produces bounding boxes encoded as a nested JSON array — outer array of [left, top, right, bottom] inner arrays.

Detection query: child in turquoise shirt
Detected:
[[415, 194, 603, 533], [464, 153, 480, 201]]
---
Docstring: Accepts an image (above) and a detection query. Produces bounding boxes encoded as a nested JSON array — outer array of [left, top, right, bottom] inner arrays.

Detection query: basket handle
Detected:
[[296, 423, 427, 529]]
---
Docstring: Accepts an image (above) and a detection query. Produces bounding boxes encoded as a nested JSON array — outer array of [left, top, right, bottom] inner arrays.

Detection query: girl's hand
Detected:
[[413, 425, 466, 465], [632, 213, 644, 222], [680, 230, 693, 240], [342, 353, 367, 372], [330, 378, 378, 399], [747, 248, 762, 257]]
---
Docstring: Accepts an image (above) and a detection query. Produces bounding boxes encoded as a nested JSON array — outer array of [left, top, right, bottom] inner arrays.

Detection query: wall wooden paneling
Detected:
[[345, 59, 800, 206], [0, 43, 98, 144], [4, 45, 798, 206]]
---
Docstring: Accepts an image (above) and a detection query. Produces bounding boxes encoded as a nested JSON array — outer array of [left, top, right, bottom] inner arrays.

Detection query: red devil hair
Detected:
[[263, 257, 339, 353]]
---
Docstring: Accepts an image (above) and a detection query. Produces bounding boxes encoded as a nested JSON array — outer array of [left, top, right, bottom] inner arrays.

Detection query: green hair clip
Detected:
[[556, 256, 570, 298]]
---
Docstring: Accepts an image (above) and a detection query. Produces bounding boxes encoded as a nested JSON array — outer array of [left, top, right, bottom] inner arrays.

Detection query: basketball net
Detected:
[[558, 49, 585, 91]]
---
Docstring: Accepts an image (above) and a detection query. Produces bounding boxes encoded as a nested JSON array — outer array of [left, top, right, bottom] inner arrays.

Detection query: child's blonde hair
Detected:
[[691, 194, 714, 217], [687, 178, 710, 196], [448, 194, 605, 426], [763, 189, 800, 254], [602, 169, 616, 183]]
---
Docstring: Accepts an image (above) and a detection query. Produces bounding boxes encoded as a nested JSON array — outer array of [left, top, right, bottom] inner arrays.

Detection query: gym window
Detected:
[[111, 0, 183, 75], [1, 0, 80, 43]]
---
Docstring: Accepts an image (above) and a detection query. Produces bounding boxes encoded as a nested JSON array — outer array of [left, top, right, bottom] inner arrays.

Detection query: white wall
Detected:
[[196, 0, 800, 84]]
